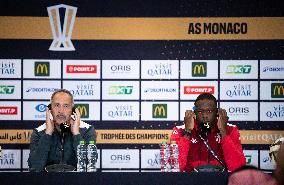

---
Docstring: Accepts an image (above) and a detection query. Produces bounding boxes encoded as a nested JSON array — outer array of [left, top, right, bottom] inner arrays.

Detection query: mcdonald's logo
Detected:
[[152, 104, 167, 118], [75, 104, 89, 118], [34, 62, 50, 76], [192, 62, 207, 77], [271, 83, 284, 98]]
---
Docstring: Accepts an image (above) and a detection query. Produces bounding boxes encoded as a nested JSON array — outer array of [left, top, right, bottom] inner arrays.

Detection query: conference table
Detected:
[[0, 172, 229, 185]]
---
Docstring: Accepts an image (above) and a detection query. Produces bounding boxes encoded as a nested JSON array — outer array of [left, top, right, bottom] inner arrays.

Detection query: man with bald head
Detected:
[[28, 89, 96, 172]]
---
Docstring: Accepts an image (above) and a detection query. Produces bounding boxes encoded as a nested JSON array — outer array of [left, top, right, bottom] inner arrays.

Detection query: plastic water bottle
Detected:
[[76, 140, 87, 172], [170, 141, 180, 172], [160, 141, 170, 172], [87, 140, 98, 172]]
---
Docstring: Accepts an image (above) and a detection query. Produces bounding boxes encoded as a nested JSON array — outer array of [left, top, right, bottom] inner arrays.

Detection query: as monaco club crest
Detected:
[[47, 4, 77, 51]]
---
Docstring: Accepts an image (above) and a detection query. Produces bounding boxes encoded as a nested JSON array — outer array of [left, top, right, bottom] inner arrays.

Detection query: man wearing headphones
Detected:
[[170, 93, 246, 172], [28, 89, 96, 172]]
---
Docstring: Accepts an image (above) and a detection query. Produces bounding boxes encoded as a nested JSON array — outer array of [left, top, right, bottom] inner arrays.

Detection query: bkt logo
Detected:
[[0, 106, 18, 115], [226, 65, 251, 74], [111, 65, 131, 72], [75, 104, 89, 118], [0, 85, 15, 94], [109, 86, 133, 95], [271, 83, 284, 98], [35, 104, 47, 112], [245, 155, 252, 164], [153, 104, 167, 118], [192, 62, 207, 77], [184, 86, 214, 94], [228, 107, 249, 114], [35, 62, 50, 76]]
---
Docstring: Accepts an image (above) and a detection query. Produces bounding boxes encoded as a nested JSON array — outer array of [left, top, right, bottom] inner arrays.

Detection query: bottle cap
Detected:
[[79, 140, 85, 144], [89, 140, 95, 144]]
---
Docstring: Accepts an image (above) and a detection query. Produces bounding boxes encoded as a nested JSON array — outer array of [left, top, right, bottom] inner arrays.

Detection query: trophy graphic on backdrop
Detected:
[[47, 4, 77, 51]]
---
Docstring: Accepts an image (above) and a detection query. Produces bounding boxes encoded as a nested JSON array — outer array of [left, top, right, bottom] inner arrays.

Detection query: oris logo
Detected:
[[111, 65, 131, 72], [110, 155, 131, 161], [228, 107, 249, 114]]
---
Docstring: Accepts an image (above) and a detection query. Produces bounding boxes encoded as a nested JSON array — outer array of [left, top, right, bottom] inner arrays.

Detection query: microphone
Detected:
[[199, 122, 211, 136], [60, 122, 70, 133]]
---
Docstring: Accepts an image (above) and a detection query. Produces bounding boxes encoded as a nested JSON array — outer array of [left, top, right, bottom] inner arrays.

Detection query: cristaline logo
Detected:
[[66, 65, 97, 73], [0, 106, 18, 115], [184, 86, 214, 94]]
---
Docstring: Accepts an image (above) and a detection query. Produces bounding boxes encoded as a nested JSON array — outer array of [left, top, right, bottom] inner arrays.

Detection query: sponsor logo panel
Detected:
[[75, 102, 100, 120], [97, 130, 171, 144], [102, 102, 139, 121], [0, 80, 21, 99], [260, 150, 275, 170], [220, 81, 258, 100], [102, 149, 139, 169], [141, 60, 178, 79], [220, 102, 258, 121], [22, 149, 30, 169], [1, 129, 283, 145], [23, 80, 61, 99], [260, 60, 284, 79], [260, 102, 284, 121], [180, 81, 218, 100], [0, 150, 21, 169], [141, 149, 161, 169], [240, 130, 284, 144], [141, 102, 178, 121], [63, 60, 100, 79], [192, 62, 207, 77], [220, 60, 258, 79], [180, 60, 218, 79], [271, 82, 284, 98], [23, 59, 61, 78], [23, 101, 49, 120], [141, 81, 178, 100], [260, 81, 284, 100], [0, 101, 21, 120], [63, 81, 100, 100], [102, 60, 140, 79], [0, 59, 21, 78], [243, 150, 258, 168], [102, 81, 139, 100], [0, 130, 32, 144]]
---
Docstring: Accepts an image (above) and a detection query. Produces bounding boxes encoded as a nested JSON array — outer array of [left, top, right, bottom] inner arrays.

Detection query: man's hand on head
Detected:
[[217, 108, 228, 137], [70, 108, 80, 135], [45, 108, 54, 135]]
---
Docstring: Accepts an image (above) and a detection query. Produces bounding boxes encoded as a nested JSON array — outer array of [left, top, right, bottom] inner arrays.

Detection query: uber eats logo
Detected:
[[0, 85, 15, 94], [226, 65, 251, 74], [35, 62, 50, 76], [152, 104, 167, 118], [192, 62, 207, 77], [271, 83, 284, 98], [75, 104, 89, 118]]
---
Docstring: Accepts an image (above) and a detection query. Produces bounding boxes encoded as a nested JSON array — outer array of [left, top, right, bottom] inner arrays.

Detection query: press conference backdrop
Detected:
[[0, 0, 284, 172]]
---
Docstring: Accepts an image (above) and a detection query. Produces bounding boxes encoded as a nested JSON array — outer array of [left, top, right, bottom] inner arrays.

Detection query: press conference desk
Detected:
[[0, 172, 229, 185]]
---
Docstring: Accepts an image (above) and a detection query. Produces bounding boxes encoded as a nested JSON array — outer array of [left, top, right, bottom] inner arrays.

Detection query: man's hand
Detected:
[[70, 108, 80, 135], [45, 108, 54, 135], [217, 108, 228, 137], [184, 110, 196, 131]]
